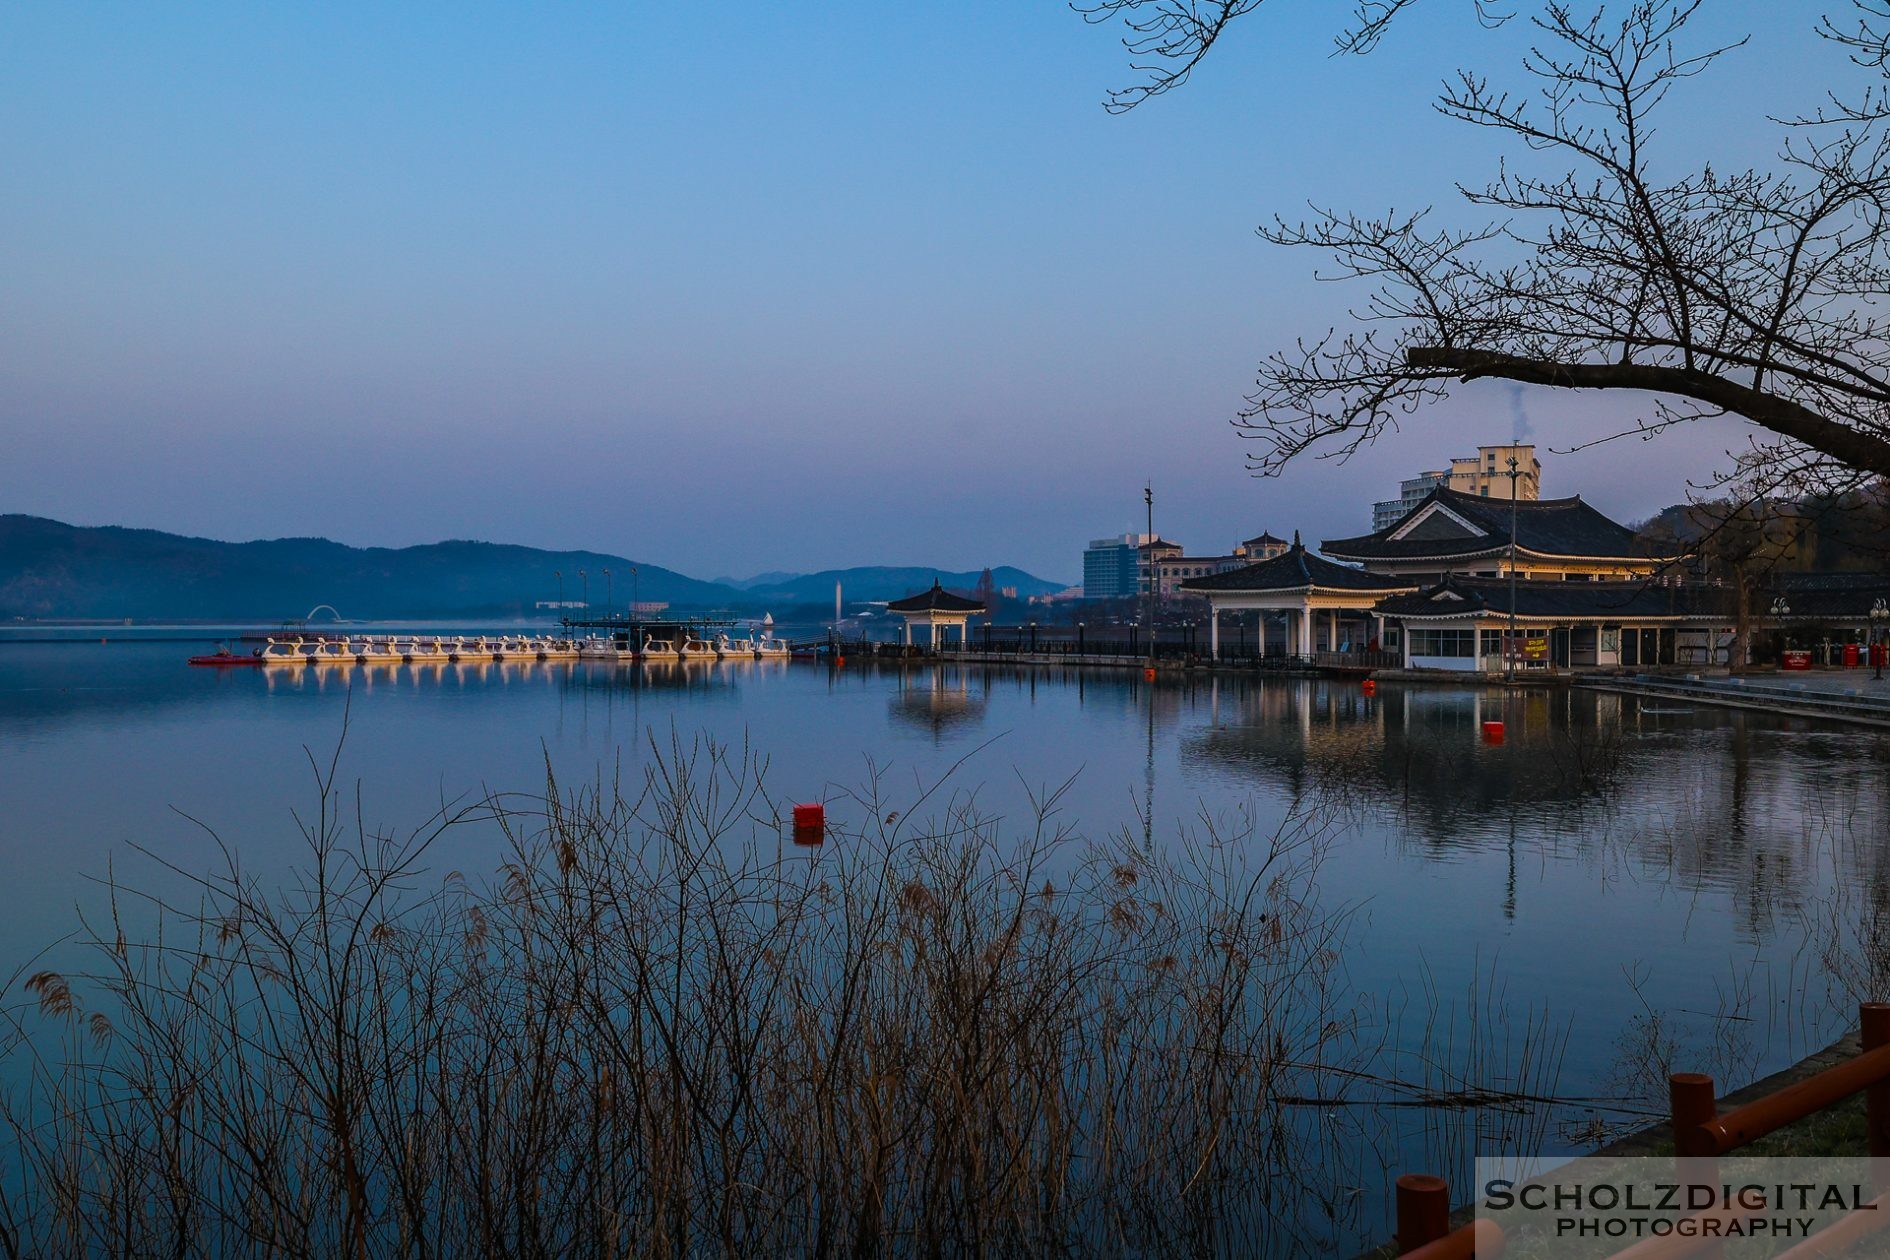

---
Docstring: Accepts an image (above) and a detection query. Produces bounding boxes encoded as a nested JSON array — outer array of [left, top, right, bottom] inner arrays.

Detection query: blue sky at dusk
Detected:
[[0, 2, 1831, 581]]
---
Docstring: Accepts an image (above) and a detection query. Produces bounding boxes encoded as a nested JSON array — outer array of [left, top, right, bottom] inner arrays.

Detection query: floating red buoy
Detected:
[[1481, 719, 1505, 745], [835, 655, 846, 667], [1143, 667, 1156, 681], [792, 802, 826, 846], [1361, 678, 1377, 695]]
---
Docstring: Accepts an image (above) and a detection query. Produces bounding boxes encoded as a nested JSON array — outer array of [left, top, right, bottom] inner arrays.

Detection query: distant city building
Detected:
[[1082, 534, 1154, 600], [1083, 531, 1293, 600], [1154, 532, 1292, 597], [1372, 444, 1542, 531]]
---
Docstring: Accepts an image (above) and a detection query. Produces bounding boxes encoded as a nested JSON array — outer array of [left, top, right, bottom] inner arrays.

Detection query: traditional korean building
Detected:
[[1180, 534, 1418, 658], [1321, 487, 1671, 585], [886, 580, 985, 651]]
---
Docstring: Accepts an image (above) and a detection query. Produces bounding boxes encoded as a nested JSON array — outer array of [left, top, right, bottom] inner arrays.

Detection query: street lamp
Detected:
[[579, 569, 588, 611], [1077, 621, 1086, 656], [1871, 597, 1889, 681], [630, 566, 639, 622], [603, 568, 612, 619], [554, 570, 563, 607]]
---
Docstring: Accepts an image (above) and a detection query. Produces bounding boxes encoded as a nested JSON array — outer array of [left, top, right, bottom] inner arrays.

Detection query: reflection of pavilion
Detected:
[[890, 669, 987, 734]]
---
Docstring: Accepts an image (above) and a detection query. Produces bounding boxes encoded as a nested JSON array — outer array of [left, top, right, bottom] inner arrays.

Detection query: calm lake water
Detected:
[[4, 630, 1887, 1248]]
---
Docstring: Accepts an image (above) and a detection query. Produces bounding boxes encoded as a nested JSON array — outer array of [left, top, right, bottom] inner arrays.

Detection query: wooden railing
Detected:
[[1389, 1002, 1890, 1258]]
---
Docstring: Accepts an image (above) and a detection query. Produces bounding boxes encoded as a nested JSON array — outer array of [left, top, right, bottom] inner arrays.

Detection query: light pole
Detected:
[[554, 570, 563, 608], [630, 566, 640, 622], [579, 569, 588, 611], [1144, 484, 1155, 665], [1872, 597, 1889, 681], [1771, 596, 1791, 667], [1505, 454, 1520, 682], [603, 568, 612, 619]]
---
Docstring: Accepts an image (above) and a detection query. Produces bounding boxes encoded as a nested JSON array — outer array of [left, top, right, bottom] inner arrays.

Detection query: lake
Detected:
[[3, 631, 1886, 1250]]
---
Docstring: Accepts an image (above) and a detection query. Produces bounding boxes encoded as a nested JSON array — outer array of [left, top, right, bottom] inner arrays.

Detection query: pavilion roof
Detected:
[[886, 580, 986, 613], [1180, 540, 1417, 594]]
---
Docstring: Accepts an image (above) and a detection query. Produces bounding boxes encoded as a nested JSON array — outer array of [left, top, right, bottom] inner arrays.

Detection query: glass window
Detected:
[[1409, 628, 1475, 657]]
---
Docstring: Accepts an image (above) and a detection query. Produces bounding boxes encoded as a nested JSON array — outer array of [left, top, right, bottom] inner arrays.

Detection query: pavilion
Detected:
[[887, 580, 985, 651], [1180, 535, 1418, 659]]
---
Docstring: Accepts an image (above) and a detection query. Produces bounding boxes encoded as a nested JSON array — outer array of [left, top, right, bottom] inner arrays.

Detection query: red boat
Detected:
[[188, 647, 262, 667]]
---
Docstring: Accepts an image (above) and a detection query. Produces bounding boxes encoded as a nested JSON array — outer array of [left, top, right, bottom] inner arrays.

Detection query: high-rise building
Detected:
[[1371, 445, 1541, 530], [1081, 534, 1153, 600]]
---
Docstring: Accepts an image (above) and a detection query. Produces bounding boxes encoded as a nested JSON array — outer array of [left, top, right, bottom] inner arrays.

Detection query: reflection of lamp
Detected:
[[1871, 597, 1889, 681]]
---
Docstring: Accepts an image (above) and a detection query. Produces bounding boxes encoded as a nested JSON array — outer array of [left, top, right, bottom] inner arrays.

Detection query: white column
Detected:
[[929, 620, 939, 650], [1299, 606, 1313, 659], [1210, 607, 1220, 660], [904, 620, 912, 646]]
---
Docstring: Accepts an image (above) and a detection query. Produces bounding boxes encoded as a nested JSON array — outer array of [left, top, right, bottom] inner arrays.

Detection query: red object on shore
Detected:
[[1143, 667, 1156, 681], [1845, 643, 1862, 667], [792, 803, 825, 846], [1361, 678, 1377, 696], [188, 652, 261, 667], [1480, 720, 1505, 745], [1782, 649, 1813, 671]]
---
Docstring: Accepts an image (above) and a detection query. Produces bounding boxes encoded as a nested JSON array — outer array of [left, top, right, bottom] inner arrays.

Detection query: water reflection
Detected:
[[889, 668, 987, 738]]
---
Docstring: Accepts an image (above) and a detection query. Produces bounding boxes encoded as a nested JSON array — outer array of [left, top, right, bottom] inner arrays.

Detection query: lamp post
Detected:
[[1028, 620, 1038, 654], [630, 566, 639, 622], [554, 570, 563, 608], [579, 569, 588, 611], [1077, 621, 1086, 656], [1771, 596, 1791, 667], [1505, 454, 1520, 683], [603, 568, 612, 620], [1872, 597, 1889, 681]]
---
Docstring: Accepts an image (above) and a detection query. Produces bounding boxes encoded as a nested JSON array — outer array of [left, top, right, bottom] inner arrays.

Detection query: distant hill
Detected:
[[0, 515, 735, 620], [0, 516, 1070, 621], [739, 566, 1065, 607]]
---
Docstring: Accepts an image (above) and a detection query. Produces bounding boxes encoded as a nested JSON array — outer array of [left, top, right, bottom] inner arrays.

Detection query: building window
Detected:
[[1409, 628, 1475, 657]]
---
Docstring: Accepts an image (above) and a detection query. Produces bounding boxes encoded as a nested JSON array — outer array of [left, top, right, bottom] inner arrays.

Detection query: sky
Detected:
[[0, 2, 1840, 583]]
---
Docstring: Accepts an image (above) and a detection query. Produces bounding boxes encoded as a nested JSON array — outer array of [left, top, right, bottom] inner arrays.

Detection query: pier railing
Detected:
[[1386, 1001, 1890, 1258]]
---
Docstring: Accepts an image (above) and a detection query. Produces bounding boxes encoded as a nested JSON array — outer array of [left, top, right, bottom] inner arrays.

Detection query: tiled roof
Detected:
[[886, 580, 986, 613], [1322, 488, 1649, 562], [1375, 577, 1732, 620], [1180, 544, 1420, 593]]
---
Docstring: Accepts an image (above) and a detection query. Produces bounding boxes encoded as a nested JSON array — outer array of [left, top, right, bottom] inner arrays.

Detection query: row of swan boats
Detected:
[[241, 630, 794, 666]]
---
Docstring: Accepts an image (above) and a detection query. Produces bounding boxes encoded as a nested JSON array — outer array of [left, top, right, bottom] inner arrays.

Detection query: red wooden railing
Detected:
[[1388, 1002, 1890, 1258]]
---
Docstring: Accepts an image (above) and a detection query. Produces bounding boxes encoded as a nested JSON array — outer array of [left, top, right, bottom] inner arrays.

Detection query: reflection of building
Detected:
[[1371, 444, 1543, 531]]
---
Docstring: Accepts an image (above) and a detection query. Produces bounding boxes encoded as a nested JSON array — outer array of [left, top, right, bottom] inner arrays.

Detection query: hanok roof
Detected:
[[1240, 531, 1287, 549], [1322, 488, 1653, 563], [1766, 571, 1890, 619], [886, 580, 986, 614], [1375, 577, 1732, 622], [1180, 541, 1419, 594], [1136, 537, 1183, 552]]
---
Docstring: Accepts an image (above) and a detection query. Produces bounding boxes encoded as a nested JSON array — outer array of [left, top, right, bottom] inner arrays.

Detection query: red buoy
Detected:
[[1143, 667, 1156, 681], [1361, 678, 1377, 695], [792, 802, 826, 846], [1481, 720, 1505, 745]]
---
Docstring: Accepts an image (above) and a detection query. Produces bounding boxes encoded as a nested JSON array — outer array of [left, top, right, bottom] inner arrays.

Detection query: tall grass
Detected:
[[0, 734, 1386, 1257]]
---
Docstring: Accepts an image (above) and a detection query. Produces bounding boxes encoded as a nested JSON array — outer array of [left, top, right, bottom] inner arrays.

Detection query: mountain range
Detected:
[[0, 515, 1066, 620]]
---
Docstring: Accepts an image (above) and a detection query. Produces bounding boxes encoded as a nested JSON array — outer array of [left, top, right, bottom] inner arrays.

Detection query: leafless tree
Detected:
[[1080, 1, 1890, 487]]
